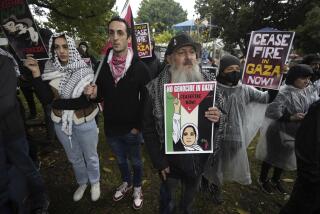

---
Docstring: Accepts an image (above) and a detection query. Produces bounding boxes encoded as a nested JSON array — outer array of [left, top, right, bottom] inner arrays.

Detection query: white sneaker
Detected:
[[113, 182, 132, 201], [73, 184, 87, 202], [91, 182, 101, 201], [132, 187, 143, 210]]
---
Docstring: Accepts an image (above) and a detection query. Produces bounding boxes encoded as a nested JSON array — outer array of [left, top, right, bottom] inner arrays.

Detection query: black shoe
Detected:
[[257, 179, 274, 194], [271, 180, 288, 194], [209, 184, 224, 205], [31, 199, 50, 214]]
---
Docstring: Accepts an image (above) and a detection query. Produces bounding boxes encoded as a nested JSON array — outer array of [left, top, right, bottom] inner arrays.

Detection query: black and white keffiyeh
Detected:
[[0, 47, 20, 76], [42, 32, 94, 136]]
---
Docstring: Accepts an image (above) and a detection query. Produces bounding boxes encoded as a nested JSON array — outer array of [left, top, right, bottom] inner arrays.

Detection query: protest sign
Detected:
[[242, 31, 295, 89], [0, 0, 49, 60], [164, 81, 216, 154], [134, 23, 152, 58]]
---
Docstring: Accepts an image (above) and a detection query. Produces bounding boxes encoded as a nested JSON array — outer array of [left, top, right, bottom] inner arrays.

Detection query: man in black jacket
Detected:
[[0, 53, 49, 214], [142, 34, 224, 214], [280, 100, 320, 214], [84, 16, 150, 210]]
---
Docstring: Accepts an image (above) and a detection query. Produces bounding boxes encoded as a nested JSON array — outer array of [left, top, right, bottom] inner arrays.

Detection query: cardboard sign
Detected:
[[242, 31, 295, 89], [134, 23, 152, 58], [0, 0, 49, 60], [164, 81, 216, 154]]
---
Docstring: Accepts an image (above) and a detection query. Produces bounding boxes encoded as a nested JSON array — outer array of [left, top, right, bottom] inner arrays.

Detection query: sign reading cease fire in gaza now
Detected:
[[242, 31, 295, 90]]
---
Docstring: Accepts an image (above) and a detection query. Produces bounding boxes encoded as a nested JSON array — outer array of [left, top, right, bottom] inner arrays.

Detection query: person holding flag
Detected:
[[84, 16, 150, 209]]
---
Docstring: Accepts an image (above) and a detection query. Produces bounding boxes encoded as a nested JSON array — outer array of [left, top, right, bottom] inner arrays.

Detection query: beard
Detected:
[[170, 61, 203, 83]]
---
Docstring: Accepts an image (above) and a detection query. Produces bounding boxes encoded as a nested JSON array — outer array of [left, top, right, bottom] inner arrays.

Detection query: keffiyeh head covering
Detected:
[[42, 32, 94, 138]]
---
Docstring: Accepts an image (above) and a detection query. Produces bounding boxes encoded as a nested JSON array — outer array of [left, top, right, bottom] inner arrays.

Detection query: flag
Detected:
[[101, 0, 138, 55]]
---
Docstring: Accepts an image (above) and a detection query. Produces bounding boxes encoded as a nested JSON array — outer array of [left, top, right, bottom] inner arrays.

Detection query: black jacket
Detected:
[[295, 100, 320, 183], [141, 52, 161, 80], [96, 51, 150, 136], [0, 56, 25, 141]]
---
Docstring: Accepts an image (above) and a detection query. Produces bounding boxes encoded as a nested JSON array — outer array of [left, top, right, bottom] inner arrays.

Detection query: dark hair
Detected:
[[183, 125, 197, 136], [50, 35, 66, 60], [285, 64, 313, 85], [301, 54, 320, 65], [107, 16, 131, 38]]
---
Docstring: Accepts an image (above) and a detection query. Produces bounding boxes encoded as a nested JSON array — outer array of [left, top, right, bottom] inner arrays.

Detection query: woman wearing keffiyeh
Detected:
[[23, 33, 101, 202]]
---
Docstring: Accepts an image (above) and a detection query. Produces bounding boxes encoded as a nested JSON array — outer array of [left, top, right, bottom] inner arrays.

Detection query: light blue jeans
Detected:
[[54, 119, 100, 185]]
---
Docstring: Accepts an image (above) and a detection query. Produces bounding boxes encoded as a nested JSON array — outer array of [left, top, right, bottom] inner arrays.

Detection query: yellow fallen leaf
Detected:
[[248, 146, 255, 150], [142, 179, 148, 185], [102, 167, 112, 173], [109, 157, 115, 161], [282, 178, 294, 183], [236, 208, 250, 214]]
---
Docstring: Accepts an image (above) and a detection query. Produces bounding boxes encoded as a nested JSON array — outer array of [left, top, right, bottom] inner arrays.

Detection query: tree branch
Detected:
[[29, 0, 104, 20]]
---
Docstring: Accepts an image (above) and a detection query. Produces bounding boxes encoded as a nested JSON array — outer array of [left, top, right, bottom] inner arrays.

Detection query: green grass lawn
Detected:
[[22, 94, 295, 214]]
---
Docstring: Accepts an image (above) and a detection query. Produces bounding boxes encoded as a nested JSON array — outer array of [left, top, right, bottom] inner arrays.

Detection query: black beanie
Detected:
[[285, 64, 313, 85], [301, 54, 320, 65], [79, 41, 88, 48], [165, 33, 197, 56], [218, 54, 240, 73]]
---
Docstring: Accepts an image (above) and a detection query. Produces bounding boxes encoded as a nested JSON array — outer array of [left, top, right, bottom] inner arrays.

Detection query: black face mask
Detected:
[[217, 71, 241, 86]]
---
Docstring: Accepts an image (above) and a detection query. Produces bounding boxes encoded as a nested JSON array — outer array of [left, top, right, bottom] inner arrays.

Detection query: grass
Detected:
[[22, 95, 295, 214]]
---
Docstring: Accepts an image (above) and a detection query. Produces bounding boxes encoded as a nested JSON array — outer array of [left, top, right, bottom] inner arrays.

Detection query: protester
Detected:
[[256, 64, 320, 194], [78, 41, 98, 70], [0, 49, 49, 214], [203, 54, 269, 204], [84, 16, 150, 209], [280, 99, 320, 214], [141, 39, 162, 79], [23, 33, 101, 202], [301, 54, 320, 82], [142, 33, 225, 213]]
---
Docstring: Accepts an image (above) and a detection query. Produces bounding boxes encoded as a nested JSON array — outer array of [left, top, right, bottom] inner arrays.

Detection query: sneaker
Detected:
[[257, 179, 274, 194], [91, 182, 100, 201], [73, 184, 88, 202], [271, 180, 288, 194], [209, 183, 224, 205], [132, 187, 143, 210], [113, 182, 132, 201]]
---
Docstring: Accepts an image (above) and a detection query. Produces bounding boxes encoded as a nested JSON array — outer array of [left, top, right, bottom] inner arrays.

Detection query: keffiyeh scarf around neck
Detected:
[[42, 32, 94, 138], [0, 48, 20, 76], [107, 48, 133, 84]]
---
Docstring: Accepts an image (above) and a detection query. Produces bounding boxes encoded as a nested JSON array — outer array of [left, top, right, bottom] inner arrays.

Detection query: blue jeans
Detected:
[[107, 132, 143, 187], [54, 119, 100, 185]]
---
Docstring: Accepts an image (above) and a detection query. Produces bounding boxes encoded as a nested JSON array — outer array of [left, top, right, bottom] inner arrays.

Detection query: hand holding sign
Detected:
[[23, 54, 41, 78], [205, 106, 220, 123]]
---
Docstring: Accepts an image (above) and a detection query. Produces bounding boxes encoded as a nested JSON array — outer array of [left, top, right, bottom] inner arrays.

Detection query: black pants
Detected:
[[160, 170, 201, 214], [260, 161, 283, 182], [3, 136, 47, 210], [20, 86, 37, 117], [280, 177, 320, 214], [0, 134, 9, 208]]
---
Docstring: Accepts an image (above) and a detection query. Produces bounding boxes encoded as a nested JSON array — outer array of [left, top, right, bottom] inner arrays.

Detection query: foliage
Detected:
[[295, 6, 320, 54], [154, 30, 173, 44], [195, 0, 320, 55], [29, 0, 116, 56], [136, 0, 187, 33]]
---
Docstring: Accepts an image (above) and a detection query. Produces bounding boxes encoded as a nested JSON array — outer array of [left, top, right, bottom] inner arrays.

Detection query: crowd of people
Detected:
[[1, 15, 320, 214]]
